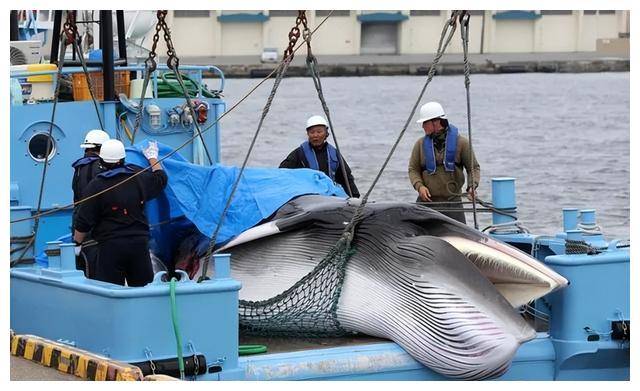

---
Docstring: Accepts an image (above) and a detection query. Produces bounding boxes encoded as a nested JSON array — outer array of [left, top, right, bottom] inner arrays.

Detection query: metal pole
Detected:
[[50, 11, 63, 65], [10, 10, 19, 41], [100, 10, 115, 101], [116, 10, 127, 64]]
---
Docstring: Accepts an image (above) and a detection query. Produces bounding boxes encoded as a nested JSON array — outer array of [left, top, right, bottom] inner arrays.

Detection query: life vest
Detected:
[[71, 155, 99, 168], [423, 125, 459, 174], [97, 164, 140, 178], [300, 141, 339, 180]]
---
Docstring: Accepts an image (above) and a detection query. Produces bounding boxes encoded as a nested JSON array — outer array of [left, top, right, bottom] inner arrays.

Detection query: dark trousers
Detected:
[[94, 237, 154, 287], [417, 196, 467, 224], [77, 241, 99, 279]]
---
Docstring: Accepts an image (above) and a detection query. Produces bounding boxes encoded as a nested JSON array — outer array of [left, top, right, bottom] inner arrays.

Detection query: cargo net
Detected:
[[238, 234, 356, 337]]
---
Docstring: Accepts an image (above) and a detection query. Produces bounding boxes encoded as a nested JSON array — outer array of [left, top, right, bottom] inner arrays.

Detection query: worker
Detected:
[[408, 102, 480, 224], [73, 139, 167, 287], [280, 115, 360, 198], [71, 129, 110, 276]]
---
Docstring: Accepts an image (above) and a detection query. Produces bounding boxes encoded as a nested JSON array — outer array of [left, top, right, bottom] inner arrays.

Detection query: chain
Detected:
[[144, 348, 157, 375], [283, 11, 307, 61], [344, 11, 463, 234], [10, 11, 336, 227], [458, 10, 479, 230], [132, 10, 165, 144]]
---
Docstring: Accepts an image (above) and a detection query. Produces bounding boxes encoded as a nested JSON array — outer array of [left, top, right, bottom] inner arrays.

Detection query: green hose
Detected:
[[157, 72, 217, 99], [169, 277, 185, 379], [238, 344, 268, 356]]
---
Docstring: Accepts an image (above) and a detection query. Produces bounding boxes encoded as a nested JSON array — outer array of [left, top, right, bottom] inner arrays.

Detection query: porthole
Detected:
[[28, 133, 56, 162]]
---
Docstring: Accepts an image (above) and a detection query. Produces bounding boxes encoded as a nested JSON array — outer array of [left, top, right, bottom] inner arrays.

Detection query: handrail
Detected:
[[10, 64, 225, 94]]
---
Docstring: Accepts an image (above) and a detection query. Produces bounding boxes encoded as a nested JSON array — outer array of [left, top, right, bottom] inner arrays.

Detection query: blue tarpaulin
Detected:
[[39, 140, 346, 267], [126, 140, 348, 245]]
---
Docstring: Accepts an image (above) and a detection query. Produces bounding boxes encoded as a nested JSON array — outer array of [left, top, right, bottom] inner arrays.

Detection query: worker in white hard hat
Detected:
[[71, 129, 110, 276], [408, 102, 480, 224], [279, 115, 360, 198], [73, 139, 168, 286]]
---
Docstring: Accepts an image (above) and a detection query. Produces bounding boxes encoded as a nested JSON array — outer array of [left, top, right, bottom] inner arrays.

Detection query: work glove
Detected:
[[143, 140, 159, 160]]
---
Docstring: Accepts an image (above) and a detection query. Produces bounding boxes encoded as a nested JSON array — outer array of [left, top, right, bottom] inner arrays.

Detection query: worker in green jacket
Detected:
[[408, 102, 480, 224]]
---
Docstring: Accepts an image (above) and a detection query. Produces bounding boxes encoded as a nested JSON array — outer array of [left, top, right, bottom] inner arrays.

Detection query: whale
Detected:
[[177, 195, 568, 380]]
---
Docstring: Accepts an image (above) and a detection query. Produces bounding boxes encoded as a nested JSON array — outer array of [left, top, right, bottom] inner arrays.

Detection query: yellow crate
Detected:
[[72, 71, 130, 101]]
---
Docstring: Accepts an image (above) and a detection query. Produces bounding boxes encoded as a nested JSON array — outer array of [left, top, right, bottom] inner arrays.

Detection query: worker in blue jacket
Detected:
[[71, 129, 109, 276], [279, 115, 360, 198], [74, 140, 168, 287]]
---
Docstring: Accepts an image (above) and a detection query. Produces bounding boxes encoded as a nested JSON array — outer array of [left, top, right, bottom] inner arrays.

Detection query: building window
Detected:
[[269, 10, 299, 17], [409, 10, 441, 16], [598, 10, 616, 15], [468, 10, 484, 15], [584, 10, 598, 15], [540, 10, 573, 15], [316, 10, 350, 17], [174, 10, 210, 18]]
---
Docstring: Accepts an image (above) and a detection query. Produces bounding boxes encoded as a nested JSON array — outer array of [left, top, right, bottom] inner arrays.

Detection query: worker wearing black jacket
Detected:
[[74, 139, 167, 287], [279, 115, 360, 198], [71, 129, 110, 275]]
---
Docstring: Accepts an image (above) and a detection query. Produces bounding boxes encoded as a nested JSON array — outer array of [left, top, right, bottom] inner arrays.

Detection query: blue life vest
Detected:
[[300, 141, 339, 180], [423, 125, 459, 174], [71, 155, 99, 169], [97, 164, 140, 178]]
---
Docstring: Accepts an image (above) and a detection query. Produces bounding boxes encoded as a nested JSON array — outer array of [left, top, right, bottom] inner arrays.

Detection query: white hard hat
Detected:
[[306, 115, 328, 130], [416, 102, 447, 124], [99, 139, 126, 163], [80, 129, 110, 149]]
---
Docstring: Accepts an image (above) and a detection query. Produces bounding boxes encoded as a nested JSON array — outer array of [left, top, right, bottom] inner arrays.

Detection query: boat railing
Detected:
[[10, 63, 225, 99]]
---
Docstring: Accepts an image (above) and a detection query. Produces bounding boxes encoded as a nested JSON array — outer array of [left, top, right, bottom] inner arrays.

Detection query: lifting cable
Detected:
[[301, 11, 354, 197], [337, 11, 463, 240], [12, 12, 107, 268], [12, 14, 83, 266], [9, 12, 336, 250], [131, 11, 213, 166], [130, 11, 163, 145], [459, 12, 479, 230], [198, 11, 316, 281]]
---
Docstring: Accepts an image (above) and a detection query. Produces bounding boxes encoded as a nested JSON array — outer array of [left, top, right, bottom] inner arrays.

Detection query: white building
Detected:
[[164, 10, 629, 57]]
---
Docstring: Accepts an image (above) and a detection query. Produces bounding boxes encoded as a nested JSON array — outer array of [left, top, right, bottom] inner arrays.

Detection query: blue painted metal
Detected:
[[493, 11, 542, 20], [235, 334, 555, 380], [562, 208, 579, 231], [579, 209, 597, 225], [544, 250, 630, 380], [11, 241, 242, 373], [357, 12, 409, 23], [217, 13, 269, 23], [9, 61, 630, 381], [491, 177, 516, 225]]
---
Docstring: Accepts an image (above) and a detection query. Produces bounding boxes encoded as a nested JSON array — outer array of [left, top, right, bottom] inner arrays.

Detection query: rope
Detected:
[[302, 11, 354, 197], [9, 13, 334, 227], [459, 11, 479, 230], [345, 11, 462, 233], [14, 30, 69, 267], [169, 277, 185, 380], [198, 40, 296, 282], [482, 220, 531, 234], [70, 29, 105, 130]]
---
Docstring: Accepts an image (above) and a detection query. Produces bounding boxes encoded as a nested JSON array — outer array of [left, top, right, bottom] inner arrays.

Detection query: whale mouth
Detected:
[[441, 236, 569, 307]]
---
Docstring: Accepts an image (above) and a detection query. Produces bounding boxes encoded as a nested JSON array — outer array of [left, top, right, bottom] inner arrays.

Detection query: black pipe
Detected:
[[10, 10, 20, 41], [50, 11, 63, 65], [100, 10, 115, 102], [131, 354, 208, 378], [116, 10, 127, 64]]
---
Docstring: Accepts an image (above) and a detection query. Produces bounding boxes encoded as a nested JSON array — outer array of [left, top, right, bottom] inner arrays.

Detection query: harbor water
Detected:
[[212, 72, 629, 240]]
